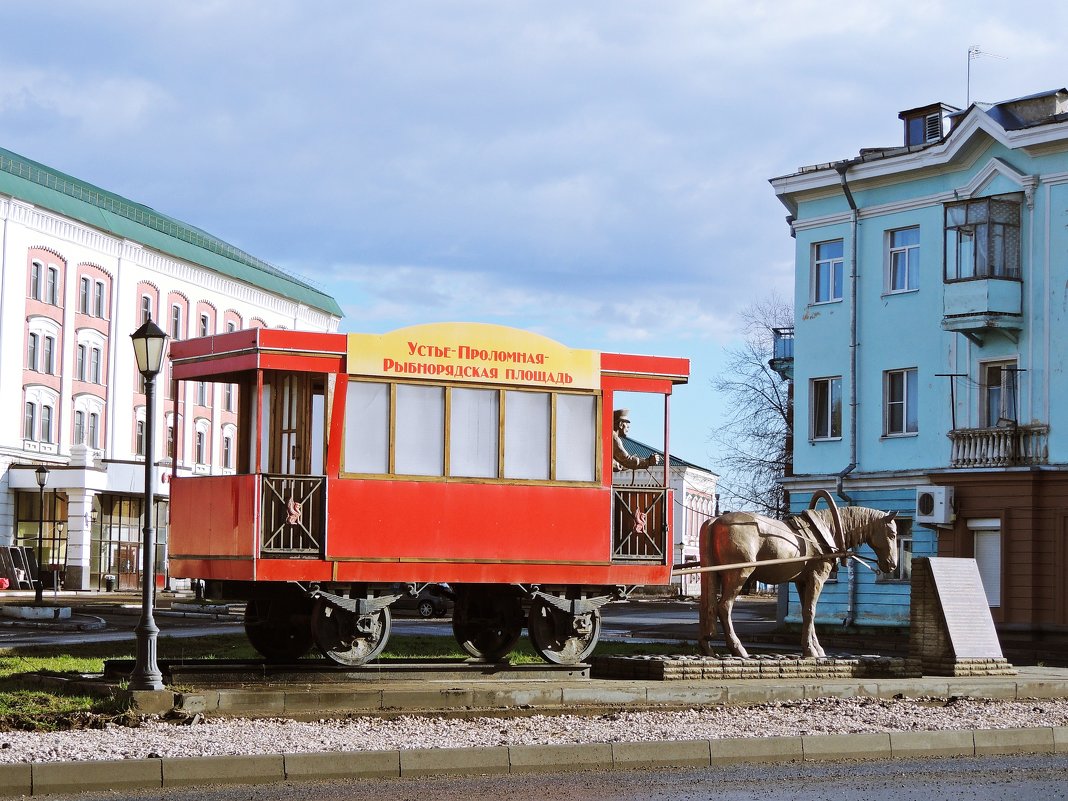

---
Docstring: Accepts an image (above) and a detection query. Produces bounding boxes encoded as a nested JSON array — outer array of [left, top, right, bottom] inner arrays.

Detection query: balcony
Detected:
[[948, 424, 1048, 468], [769, 327, 794, 381], [942, 279, 1023, 344]]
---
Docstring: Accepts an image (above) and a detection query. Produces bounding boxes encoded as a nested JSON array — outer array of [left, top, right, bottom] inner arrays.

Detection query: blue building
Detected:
[[770, 90, 1068, 645]]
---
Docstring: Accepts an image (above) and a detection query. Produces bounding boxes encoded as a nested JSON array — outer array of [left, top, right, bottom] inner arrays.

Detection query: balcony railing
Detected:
[[948, 424, 1049, 468]]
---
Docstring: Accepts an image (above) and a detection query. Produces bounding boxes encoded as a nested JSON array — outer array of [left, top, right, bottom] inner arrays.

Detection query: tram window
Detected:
[[395, 384, 445, 476], [556, 393, 597, 481], [344, 381, 390, 473], [449, 387, 499, 478], [503, 391, 551, 480]]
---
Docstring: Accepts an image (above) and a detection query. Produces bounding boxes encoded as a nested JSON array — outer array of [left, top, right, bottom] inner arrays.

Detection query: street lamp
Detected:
[[34, 465, 49, 604], [129, 319, 168, 691]]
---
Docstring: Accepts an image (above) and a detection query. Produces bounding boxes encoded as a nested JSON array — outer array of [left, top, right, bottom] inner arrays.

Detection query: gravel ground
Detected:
[[1, 697, 1067, 764]]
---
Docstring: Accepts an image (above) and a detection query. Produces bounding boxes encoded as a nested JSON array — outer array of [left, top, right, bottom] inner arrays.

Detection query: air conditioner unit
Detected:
[[916, 486, 954, 525]]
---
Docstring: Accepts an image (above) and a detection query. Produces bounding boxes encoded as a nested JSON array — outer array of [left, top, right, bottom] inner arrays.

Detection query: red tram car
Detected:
[[167, 323, 689, 665]]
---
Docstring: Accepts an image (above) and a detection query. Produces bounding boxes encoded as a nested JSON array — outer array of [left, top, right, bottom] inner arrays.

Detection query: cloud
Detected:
[[0, 67, 170, 136]]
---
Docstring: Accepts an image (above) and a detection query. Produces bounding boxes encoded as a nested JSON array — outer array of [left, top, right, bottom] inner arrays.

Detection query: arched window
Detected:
[[79, 277, 91, 313], [27, 333, 38, 371], [30, 262, 42, 300], [41, 404, 54, 443], [46, 266, 59, 305], [88, 412, 100, 449], [170, 305, 182, 340]]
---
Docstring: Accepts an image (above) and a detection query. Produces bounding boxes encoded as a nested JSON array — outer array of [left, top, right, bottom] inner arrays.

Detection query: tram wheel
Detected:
[[452, 587, 523, 661], [243, 597, 313, 662], [527, 597, 601, 665], [312, 599, 392, 666]]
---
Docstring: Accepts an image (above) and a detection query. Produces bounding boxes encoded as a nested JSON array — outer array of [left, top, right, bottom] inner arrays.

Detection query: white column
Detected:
[[64, 484, 97, 590]]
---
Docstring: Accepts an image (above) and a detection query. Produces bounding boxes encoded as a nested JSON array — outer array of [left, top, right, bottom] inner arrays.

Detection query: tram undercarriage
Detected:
[[208, 580, 625, 666]]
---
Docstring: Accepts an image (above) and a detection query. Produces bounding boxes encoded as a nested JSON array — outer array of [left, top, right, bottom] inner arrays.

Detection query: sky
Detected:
[[2, 0, 1066, 502]]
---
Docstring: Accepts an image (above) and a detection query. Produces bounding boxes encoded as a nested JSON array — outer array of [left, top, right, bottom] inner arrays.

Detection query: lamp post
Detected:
[[34, 465, 49, 605], [129, 319, 168, 691]]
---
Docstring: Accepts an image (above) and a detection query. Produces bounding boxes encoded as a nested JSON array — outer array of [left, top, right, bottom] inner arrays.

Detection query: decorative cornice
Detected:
[[3, 191, 335, 328]]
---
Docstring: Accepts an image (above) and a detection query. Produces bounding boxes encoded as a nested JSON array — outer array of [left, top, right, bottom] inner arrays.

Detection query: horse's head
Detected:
[[869, 510, 899, 574]]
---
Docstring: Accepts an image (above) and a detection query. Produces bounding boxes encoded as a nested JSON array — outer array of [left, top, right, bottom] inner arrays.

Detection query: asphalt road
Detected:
[[27, 755, 1068, 801]]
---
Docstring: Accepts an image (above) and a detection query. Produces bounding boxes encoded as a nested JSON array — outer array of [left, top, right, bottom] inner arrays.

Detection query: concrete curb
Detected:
[[4, 727, 1067, 796]]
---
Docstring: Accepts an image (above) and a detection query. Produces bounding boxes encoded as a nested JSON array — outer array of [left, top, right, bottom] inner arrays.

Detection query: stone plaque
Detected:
[[927, 557, 1003, 659]]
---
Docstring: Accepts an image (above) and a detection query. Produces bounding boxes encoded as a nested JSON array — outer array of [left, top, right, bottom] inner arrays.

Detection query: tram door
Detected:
[[261, 372, 326, 476], [258, 371, 327, 556]]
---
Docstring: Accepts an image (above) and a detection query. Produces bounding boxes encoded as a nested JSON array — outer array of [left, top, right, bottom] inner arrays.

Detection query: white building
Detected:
[[615, 436, 718, 597], [0, 145, 341, 592]]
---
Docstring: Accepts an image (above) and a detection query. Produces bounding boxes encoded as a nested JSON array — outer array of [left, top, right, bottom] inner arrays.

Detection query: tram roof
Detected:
[[170, 328, 689, 386]]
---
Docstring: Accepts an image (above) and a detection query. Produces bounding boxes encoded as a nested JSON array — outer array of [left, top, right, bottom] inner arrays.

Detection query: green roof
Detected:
[[0, 146, 342, 318]]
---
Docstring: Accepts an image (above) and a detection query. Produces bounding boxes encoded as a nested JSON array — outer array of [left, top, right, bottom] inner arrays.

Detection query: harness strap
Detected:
[[785, 512, 838, 557]]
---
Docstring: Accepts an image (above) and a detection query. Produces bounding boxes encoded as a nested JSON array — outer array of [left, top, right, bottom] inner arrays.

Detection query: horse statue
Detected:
[[697, 496, 898, 659]]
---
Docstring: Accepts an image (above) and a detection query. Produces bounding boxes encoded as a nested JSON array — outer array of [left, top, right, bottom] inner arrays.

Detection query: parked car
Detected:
[[391, 584, 454, 618]]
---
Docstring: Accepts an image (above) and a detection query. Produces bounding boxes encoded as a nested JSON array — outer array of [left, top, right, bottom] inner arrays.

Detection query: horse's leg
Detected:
[[795, 564, 833, 658], [698, 521, 718, 655], [717, 567, 753, 658], [698, 568, 719, 656]]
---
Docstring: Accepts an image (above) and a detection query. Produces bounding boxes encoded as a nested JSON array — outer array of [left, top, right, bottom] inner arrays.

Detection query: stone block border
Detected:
[[3, 727, 1065, 797]]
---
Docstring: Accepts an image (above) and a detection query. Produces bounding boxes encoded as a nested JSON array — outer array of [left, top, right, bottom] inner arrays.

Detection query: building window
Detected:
[[905, 111, 943, 146], [77, 345, 87, 381], [167, 425, 175, 458], [812, 240, 844, 303], [199, 314, 210, 337], [41, 404, 53, 443], [972, 523, 1001, 607], [46, 266, 58, 305], [24, 402, 36, 440], [88, 412, 100, 449], [27, 333, 38, 371], [197, 381, 207, 406], [170, 305, 182, 340], [195, 430, 206, 464], [885, 368, 918, 435], [888, 227, 919, 293], [811, 377, 842, 440], [43, 336, 56, 375], [982, 360, 1019, 427], [91, 347, 102, 384], [135, 420, 146, 456], [94, 281, 106, 317], [79, 277, 91, 313], [227, 321, 236, 333], [74, 410, 86, 445], [879, 518, 913, 582], [30, 262, 42, 300], [141, 295, 152, 324], [224, 383, 235, 412], [944, 197, 1021, 281], [222, 434, 233, 469]]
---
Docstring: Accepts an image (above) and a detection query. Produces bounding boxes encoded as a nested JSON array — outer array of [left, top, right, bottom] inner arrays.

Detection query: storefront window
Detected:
[[15, 490, 68, 589]]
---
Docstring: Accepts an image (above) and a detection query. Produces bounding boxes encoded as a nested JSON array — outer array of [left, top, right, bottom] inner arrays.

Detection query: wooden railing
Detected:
[[612, 487, 667, 562], [260, 475, 325, 557], [948, 424, 1049, 468]]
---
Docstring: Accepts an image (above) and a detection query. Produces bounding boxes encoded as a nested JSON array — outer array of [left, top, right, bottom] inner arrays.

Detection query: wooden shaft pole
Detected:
[[671, 552, 849, 577]]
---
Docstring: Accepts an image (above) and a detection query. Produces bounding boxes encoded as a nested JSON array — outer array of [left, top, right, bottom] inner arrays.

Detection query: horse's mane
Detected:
[[809, 505, 888, 548]]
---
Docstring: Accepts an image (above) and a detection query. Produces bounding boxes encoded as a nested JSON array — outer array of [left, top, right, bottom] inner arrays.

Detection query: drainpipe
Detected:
[[835, 161, 860, 627]]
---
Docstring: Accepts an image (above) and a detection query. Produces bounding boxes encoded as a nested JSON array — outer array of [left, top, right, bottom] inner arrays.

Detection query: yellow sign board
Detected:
[[347, 323, 600, 390]]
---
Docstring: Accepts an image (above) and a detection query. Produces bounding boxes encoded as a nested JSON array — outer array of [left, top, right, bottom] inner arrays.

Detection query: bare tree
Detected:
[[710, 294, 793, 517]]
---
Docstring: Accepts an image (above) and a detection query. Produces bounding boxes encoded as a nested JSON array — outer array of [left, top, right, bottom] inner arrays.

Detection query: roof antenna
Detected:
[[967, 45, 1007, 106]]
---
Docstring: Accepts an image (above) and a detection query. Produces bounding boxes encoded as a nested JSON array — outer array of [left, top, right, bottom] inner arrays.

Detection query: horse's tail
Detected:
[[698, 517, 720, 656]]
